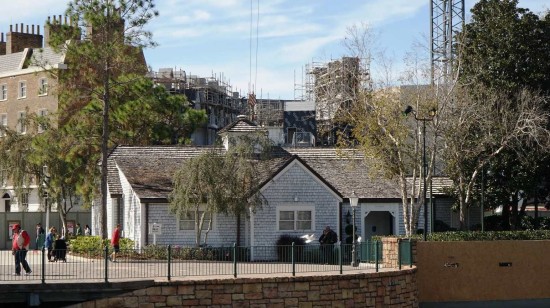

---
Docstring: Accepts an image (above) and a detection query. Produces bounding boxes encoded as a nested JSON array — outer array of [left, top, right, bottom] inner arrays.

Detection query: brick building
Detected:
[[0, 18, 69, 212]]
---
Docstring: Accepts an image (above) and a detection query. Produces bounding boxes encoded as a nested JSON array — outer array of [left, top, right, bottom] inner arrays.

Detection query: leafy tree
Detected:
[[169, 132, 272, 246], [0, 111, 37, 211], [459, 0, 550, 94], [452, 0, 550, 229], [333, 23, 441, 236], [439, 86, 550, 230], [48, 0, 159, 238]]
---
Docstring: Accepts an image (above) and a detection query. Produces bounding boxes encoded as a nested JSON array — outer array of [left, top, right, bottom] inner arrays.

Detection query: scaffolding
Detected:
[[293, 57, 370, 145], [254, 99, 284, 128], [149, 68, 248, 144]]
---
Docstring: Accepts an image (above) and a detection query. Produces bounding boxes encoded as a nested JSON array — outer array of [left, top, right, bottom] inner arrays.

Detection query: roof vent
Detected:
[[237, 115, 248, 120]]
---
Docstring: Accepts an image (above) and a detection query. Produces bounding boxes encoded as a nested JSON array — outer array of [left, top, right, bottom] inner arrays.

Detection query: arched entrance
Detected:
[[1, 192, 11, 212], [364, 211, 393, 239], [361, 203, 399, 240]]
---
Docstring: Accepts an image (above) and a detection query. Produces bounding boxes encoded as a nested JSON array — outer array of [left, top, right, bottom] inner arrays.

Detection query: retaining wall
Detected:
[[72, 269, 418, 307]]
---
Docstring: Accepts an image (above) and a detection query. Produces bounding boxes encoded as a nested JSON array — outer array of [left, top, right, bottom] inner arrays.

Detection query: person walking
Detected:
[[84, 224, 91, 236], [12, 224, 32, 276], [110, 224, 121, 262], [35, 223, 45, 250], [45, 227, 56, 262]]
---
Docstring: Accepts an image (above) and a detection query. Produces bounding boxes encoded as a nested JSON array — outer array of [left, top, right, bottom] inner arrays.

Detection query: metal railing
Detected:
[[0, 240, 403, 283]]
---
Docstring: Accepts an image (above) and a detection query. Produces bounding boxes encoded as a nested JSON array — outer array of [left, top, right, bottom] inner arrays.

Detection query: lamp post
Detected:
[[404, 106, 436, 241], [43, 165, 50, 230], [350, 191, 359, 267]]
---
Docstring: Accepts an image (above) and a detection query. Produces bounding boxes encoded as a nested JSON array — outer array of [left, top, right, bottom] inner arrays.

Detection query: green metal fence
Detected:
[[1, 241, 390, 284]]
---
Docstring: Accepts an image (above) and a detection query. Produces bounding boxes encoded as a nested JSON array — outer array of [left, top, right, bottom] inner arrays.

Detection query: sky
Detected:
[[1, 0, 550, 99]]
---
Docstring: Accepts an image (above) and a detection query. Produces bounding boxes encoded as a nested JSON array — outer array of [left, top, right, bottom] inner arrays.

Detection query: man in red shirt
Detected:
[[12, 224, 32, 276], [110, 224, 121, 262]]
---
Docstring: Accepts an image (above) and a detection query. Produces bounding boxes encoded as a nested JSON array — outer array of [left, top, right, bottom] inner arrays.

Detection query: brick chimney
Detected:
[[6, 23, 43, 54], [0, 33, 6, 55], [44, 15, 81, 47]]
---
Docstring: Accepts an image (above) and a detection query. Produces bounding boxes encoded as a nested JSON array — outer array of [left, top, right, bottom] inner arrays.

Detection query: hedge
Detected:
[[383, 230, 550, 242]]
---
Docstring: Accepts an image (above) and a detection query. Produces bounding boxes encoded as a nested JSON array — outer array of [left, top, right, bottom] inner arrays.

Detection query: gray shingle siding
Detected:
[[253, 162, 340, 259], [144, 204, 244, 248]]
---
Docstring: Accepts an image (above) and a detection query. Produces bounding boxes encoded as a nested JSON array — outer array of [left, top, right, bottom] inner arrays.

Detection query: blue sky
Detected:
[[2, 0, 550, 99]]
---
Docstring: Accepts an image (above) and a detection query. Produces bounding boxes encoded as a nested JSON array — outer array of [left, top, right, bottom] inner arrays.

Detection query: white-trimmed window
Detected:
[[21, 192, 29, 209], [0, 84, 6, 100], [39, 78, 48, 96], [18, 81, 26, 99], [179, 211, 213, 231], [277, 205, 315, 231], [0, 114, 6, 137], [17, 111, 26, 134], [38, 109, 48, 133], [0, 169, 6, 187]]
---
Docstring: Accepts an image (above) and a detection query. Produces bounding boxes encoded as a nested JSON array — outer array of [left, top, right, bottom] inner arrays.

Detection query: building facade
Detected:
[[0, 19, 68, 213]]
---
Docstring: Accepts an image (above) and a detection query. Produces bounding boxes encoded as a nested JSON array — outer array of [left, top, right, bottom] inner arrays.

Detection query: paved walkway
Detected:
[[0, 249, 398, 284]]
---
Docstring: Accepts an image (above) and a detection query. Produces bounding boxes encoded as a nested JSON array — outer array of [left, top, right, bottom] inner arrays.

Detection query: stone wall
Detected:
[[382, 238, 417, 268], [73, 269, 418, 307]]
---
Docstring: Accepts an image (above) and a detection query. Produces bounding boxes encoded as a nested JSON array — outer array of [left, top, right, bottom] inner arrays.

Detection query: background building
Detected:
[[149, 68, 247, 145]]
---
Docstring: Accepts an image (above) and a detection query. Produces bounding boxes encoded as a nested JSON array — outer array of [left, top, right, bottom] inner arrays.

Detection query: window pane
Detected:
[[297, 211, 311, 220], [180, 211, 212, 231], [280, 211, 294, 220], [296, 221, 311, 230], [179, 221, 194, 230], [279, 221, 294, 230]]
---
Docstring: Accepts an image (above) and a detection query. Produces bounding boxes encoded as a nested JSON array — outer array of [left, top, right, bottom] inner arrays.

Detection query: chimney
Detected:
[[6, 22, 43, 54], [0, 33, 6, 56], [44, 15, 81, 48]]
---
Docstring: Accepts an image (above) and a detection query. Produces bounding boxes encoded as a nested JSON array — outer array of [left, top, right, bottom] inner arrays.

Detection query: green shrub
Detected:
[[276, 234, 306, 262], [426, 230, 550, 241], [140, 245, 246, 261], [520, 216, 550, 231], [483, 215, 508, 231], [434, 220, 456, 232], [68, 236, 134, 258]]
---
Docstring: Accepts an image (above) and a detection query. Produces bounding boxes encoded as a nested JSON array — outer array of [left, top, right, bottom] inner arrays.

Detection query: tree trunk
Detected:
[[236, 214, 241, 246]]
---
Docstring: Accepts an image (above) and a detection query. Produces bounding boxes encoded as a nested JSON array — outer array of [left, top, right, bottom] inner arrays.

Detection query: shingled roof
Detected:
[[0, 46, 65, 75], [108, 145, 294, 200], [217, 116, 264, 134], [108, 145, 450, 201]]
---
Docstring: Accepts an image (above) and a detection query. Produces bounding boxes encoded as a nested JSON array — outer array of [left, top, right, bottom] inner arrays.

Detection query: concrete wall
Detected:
[[73, 270, 418, 307], [416, 240, 550, 303]]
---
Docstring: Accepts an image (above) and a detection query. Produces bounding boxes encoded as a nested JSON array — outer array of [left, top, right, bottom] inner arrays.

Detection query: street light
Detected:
[[350, 191, 359, 267], [404, 106, 436, 241], [43, 165, 50, 230]]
